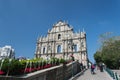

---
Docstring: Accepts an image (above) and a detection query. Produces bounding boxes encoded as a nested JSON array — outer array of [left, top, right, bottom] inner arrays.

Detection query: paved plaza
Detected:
[[74, 69, 113, 80]]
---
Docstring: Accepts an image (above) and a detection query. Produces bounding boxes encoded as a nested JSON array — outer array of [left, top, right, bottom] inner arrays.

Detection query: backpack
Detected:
[[91, 65, 95, 69]]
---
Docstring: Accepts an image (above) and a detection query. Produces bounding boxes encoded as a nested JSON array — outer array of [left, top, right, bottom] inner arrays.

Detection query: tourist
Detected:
[[99, 62, 104, 72], [91, 63, 95, 74], [80, 62, 83, 71], [88, 62, 91, 69]]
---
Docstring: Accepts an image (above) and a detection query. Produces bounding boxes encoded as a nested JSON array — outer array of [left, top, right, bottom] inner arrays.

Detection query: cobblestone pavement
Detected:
[[75, 69, 113, 80]]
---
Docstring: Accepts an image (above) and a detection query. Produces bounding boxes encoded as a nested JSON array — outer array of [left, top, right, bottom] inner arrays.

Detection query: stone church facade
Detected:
[[35, 20, 88, 67]]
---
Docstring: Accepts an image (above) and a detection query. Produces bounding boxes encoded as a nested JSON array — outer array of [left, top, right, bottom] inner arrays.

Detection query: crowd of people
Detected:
[[89, 62, 105, 74]]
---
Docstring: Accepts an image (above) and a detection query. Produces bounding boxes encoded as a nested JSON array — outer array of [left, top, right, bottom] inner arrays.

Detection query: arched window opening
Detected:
[[58, 34, 61, 40], [74, 45, 77, 52], [43, 47, 45, 54], [57, 45, 61, 53]]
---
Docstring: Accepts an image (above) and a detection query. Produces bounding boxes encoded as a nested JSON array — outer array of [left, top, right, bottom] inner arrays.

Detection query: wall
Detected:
[[0, 61, 81, 80]]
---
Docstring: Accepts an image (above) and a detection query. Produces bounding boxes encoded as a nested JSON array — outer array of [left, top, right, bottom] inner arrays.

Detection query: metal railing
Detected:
[[105, 68, 120, 80]]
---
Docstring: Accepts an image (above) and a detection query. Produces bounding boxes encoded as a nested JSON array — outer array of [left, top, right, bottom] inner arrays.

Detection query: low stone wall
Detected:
[[0, 61, 81, 80]]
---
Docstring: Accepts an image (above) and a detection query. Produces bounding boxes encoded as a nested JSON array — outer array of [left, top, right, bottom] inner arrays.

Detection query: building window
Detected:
[[43, 47, 45, 54], [57, 45, 61, 53], [48, 45, 51, 51], [81, 42, 84, 47], [74, 45, 77, 52], [58, 34, 61, 40]]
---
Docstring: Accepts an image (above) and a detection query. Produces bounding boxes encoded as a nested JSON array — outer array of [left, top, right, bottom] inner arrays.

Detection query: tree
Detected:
[[94, 32, 120, 69], [94, 51, 102, 63]]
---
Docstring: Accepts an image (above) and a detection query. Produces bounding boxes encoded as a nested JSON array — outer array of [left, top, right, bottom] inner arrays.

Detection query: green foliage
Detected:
[[1, 59, 23, 75], [9, 59, 23, 75], [0, 57, 69, 75], [20, 60, 27, 69], [59, 58, 65, 63], [94, 33, 120, 69], [94, 51, 102, 63], [1, 59, 9, 73]]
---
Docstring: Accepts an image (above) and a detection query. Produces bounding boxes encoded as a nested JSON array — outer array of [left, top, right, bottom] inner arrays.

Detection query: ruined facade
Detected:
[[35, 20, 88, 66]]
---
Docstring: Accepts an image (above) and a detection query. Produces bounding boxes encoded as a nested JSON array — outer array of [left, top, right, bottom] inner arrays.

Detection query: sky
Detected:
[[0, 0, 120, 62]]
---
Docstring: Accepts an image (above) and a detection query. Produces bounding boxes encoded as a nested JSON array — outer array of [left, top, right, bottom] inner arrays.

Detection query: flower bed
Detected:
[[0, 58, 72, 76], [0, 70, 5, 75]]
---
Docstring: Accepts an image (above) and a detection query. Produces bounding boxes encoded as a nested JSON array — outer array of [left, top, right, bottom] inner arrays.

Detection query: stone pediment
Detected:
[[48, 20, 73, 33], [54, 20, 66, 26]]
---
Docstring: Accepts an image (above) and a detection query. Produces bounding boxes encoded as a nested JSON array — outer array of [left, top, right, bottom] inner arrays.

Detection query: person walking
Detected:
[[91, 63, 95, 74], [88, 62, 91, 69], [99, 62, 104, 72]]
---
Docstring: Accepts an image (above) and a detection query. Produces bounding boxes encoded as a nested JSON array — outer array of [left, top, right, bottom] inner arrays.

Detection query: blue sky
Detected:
[[0, 0, 120, 62]]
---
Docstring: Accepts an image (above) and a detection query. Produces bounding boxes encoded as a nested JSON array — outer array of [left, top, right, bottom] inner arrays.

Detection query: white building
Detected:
[[35, 20, 88, 67], [0, 45, 15, 60]]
